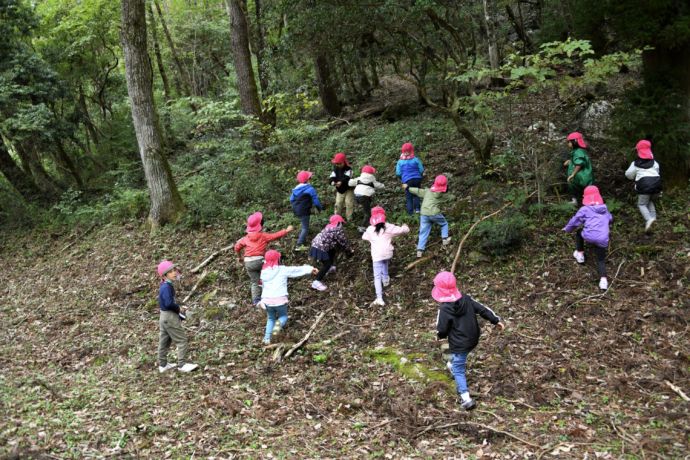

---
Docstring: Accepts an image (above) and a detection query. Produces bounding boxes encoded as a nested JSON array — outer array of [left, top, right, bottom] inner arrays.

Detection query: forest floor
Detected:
[[1, 102, 689, 458]]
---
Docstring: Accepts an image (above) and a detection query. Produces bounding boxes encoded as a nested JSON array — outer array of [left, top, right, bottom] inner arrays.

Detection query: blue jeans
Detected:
[[450, 352, 469, 395], [417, 214, 449, 251], [372, 259, 390, 299], [296, 215, 310, 246], [404, 178, 422, 214], [264, 304, 288, 342]]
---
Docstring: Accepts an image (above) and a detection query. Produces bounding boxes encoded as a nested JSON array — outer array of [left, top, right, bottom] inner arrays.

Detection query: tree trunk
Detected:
[[121, 0, 184, 228], [54, 140, 84, 189], [314, 54, 341, 116], [254, 0, 276, 125], [505, 3, 533, 53], [78, 86, 100, 146], [225, 0, 263, 119], [14, 143, 62, 195], [482, 0, 499, 69], [0, 138, 42, 199], [451, 114, 494, 164], [153, 0, 193, 97], [148, 2, 171, 101]]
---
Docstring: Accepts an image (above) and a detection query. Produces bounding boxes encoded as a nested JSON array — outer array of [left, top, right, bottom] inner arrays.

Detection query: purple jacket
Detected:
[[563, 204, 612, 248]]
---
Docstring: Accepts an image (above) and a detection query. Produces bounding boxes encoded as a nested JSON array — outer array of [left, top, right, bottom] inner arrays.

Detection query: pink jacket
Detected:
[[362, 223, 410, 262]]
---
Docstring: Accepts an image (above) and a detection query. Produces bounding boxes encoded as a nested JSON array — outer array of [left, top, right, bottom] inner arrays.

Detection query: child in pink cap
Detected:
[[403, 175, 454, 258], [329, 152, 355, 221], [259, 250, 318, 344], [362, 206, 410, 306], [157, 260, 198, 373], [290, 171, 323, 251], [563, 185, 613, 290], [433, 271, 504, 410], [563, 132, 594, 205], [349, 165, 385, 233], [625, 139, 661, 232], [234, 211, 294, 306], [309, 215, 354, 291], [395, 142, 425, 214]]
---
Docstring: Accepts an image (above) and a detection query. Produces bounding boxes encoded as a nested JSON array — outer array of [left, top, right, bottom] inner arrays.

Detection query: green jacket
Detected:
[[408, 187, 455, 216], [567, 148, 594, 188]]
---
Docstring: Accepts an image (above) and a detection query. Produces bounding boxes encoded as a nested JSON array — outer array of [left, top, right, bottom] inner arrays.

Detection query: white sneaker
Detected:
[[382, 276, 390, 287], [357, 226, 366, 233], [573, 250, 585, 264], [327, 265, 337, 275], [446, 361, 453, 375], [442, 237, 452, 246], [178, 363, 199, 373], [311, 280, 327, 291], [416, 250, 424, 258], [273, 322, 282, 334], [645, 218, 656, 233], [570, 198, 578, 206], [370, 298, 385, 307], [256, 301, 266, 311], [158, 363, 176, 373], [599, 277, 608, 290], [262, 338, 270, 345]]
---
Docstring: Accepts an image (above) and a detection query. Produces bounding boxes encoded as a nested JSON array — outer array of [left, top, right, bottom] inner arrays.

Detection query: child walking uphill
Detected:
[[396, 142, 425, 214], [434, 271, 504, 410], [349, 165, 385, 233], [234, 211, 293, 306], [563, 185, 613, 290], [362, 206, 409, 306], [625, 140, 661, 232], [329, 152, 355, 221], [309, 215, 354, 291], [157, 261, 198, 373], [404, 175, 454, 258], [563, 132, 594, 205], [290, 170, 323, 251], [259, 250, 317, 345]]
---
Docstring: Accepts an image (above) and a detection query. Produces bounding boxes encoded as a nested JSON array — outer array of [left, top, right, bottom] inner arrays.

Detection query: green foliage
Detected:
[[475, 213, 529, 256]]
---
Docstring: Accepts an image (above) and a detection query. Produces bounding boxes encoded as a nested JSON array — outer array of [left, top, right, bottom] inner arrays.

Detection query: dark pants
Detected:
[[356, 195, 372, 229], [575, 231, 607, 277], [296, 214, 310, 246], [404, 178, 422, 214], [316, 250, 336, 281], [569, 183, 586, 205]]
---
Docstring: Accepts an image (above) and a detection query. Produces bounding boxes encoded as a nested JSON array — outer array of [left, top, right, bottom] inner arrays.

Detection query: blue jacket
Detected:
[[290, 184, 323, 217], [396, 157, 424, 183], [158, 281, 180, 313]]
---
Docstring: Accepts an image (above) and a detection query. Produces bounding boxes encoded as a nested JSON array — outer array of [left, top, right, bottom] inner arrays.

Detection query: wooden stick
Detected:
[[59, 223, 97, 253], [415, 421, 541, 449], [283, 310, 329, 359], [665, 380, 690, 401], [182, 270, 208, 303], [190, 245, 233, 273], [405, 256, 432, 271]]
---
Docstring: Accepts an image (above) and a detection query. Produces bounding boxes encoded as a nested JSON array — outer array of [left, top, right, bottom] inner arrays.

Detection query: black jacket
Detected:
[[633, 159, 662, 194], [436, 295, 501, 353], [329, 166, 353, 194]]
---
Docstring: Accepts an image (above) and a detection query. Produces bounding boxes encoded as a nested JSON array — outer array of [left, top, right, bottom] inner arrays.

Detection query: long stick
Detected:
[[190, 245, 233, 273], [665, 380, 690, 401], [283, 310, 329, 359], [415, 421, 541, 448], [182, 270, 208, 303]]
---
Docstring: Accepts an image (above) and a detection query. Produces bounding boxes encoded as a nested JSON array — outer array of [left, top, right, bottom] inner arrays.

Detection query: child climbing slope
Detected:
[[309, 215, 354, 291], [349, 165, 384, 233], [329, 152, 355, 221], [563, 132, 594, 205], [403, 175, 454, 258], [396, 142, 424, 214], [625, 139, 661, 232], [290, 170, 323, 251]]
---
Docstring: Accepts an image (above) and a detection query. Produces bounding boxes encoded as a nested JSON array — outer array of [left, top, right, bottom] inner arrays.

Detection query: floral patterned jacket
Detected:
[[311, 226, 351, 253]]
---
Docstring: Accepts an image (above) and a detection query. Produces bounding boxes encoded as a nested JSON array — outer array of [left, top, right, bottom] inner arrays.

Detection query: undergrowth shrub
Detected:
[[475, 213, 529, 256]]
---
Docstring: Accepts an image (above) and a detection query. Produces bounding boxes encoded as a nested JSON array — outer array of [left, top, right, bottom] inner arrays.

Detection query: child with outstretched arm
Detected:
[[403, 174, 454, 258], [234, 211, 293, 306], [433, 271, 504, 410], [290, 170, 323, 251]]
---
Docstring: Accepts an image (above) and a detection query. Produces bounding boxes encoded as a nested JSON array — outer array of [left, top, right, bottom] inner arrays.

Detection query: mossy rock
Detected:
[[365, 347, 453, 390]]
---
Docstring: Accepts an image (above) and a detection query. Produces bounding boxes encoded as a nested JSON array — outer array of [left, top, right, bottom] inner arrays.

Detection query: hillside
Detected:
[[1, 109, 689, 459]]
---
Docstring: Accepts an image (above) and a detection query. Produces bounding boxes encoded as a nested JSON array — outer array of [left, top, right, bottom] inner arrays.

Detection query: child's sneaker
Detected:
[[370, 298, 385, 307], [442, 237, 452, 246], [645, 218, 656, 233], [573, 250, 585, 264], [311, 280, 328, 291], [262, 338, 270, 345], [460, 399, 477, 411], [178, 363, 199, 373], [382, 276, 390, 287], [446, 360, 453, 375], [273, 322, 282, 335], [327, 265, 337, 275], [599, 277, 608, 290], [570, 197, 578, 206], [357, 226, 366, 233], [416, 250, 424, 258], [158, 363, 176, 373], [294, 245, 308, 252]]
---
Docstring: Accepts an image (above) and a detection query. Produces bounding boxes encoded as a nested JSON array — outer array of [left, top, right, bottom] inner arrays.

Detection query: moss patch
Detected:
[[365, 347, 453, 388]]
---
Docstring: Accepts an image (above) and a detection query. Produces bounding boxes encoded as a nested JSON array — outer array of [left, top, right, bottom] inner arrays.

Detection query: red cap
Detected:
[[370, 213, 386, 225], [430, 175, 448, 193], [296, 171, 313, 183], [331, 152, 349, 164], [246, 212, 263, 233], [567, 132, 588, 149], [263, 250, 281, 269], [401, 143, 414, 154], [362, 165, 376, 174], [326, 214, 346, 229], [432, 271, 462, 302], [582, 185, 604, 206], [635, 140, 653, 160]]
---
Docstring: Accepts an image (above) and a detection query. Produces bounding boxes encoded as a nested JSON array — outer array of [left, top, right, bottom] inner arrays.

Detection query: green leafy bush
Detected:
[[475, 213, 529, 256]]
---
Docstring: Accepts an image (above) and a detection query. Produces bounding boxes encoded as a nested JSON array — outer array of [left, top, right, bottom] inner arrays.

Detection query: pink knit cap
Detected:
[[430, 175, 448, 193], [246, 212, 263, 233], [157, 260, 177, 277], [296, 171, 313, 183], [582, 185, 604, 206], [263, 250, 281, 269], [567, 132, 588, 149], [325, 214, 346, 229], [636, 140, 654, 159], [362, 165, 376, 174], [432, 271, 462, 302]]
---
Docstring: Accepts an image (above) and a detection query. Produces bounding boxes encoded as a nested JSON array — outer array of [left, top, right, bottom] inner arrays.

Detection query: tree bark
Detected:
[[314, 54, 341, 116], [253, 0, 275, 125], [225, 0, 263, 119], [153, 0, 193, 97], [121, 0, 184, 228], [54, 140, 83, 189], [482, 0, 499, 69], [0, 138, 42, 199], [148, 2, 171, 101], [14, 143, 61, 195]]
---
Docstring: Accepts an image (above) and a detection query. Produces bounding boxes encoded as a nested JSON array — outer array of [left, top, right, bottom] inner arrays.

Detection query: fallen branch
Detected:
[[283, 309, 330, 359], [405, 256, 432, 271], [450, 191, 536, 274], [59, 223, 97, 253], [415, 421, 541, 449], [664, 380, 690, 401], [566, 259, 625, 308], [190, 245, 233, 273], [183, 270, 208, 303]]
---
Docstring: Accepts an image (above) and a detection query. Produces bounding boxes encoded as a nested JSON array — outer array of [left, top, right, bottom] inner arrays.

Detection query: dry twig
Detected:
[[283, 309, 331, 359], [183, 270, 208, 303], [190, 245, 233, 273], [664, 380, 690, 401], [415, 421, 541, 449]]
